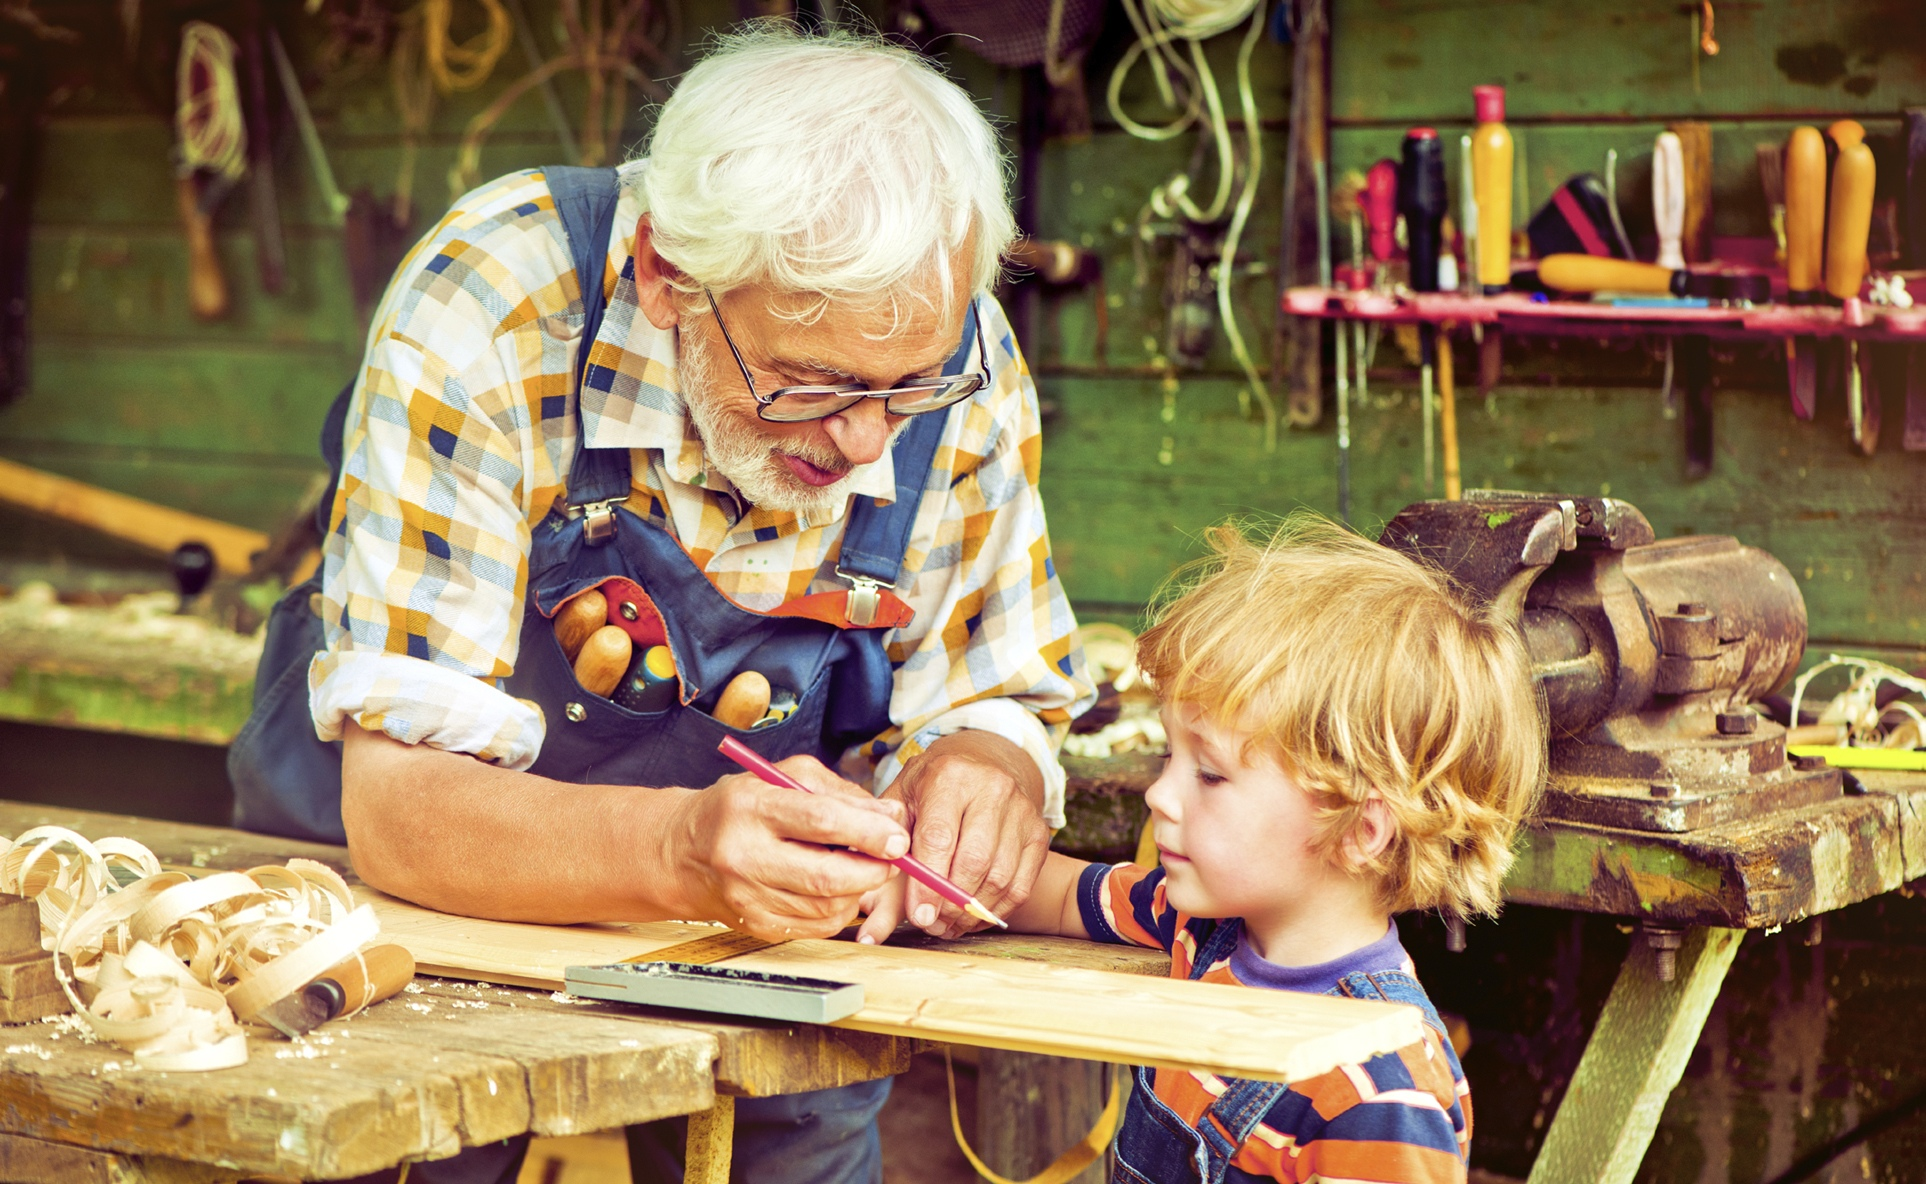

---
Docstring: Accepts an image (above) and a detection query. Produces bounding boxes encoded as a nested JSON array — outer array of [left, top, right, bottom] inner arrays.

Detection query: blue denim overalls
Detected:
[[231, 166, 971, 1183], [1111, 919, 1460, 1184]]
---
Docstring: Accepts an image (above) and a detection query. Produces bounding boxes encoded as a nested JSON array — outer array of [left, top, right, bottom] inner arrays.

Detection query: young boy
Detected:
[[1013, 517, 1544, 1183]]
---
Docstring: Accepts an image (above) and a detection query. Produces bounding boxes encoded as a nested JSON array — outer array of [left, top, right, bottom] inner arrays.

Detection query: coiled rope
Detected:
[[176, 21, 248, 180], [1111, 0, 1275, 445]]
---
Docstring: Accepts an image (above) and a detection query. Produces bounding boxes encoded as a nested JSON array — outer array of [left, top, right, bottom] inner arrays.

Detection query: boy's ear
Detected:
[[1341, 795, 1396, 870]]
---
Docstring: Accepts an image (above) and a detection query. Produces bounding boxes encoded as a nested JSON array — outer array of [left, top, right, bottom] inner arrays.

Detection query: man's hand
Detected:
[[671, 756, 909, 942], [856, 731, 1049, 943]]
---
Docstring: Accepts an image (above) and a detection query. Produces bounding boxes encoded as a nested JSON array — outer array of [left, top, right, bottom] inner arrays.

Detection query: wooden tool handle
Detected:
[[320, 944, 415, 1015], [1538, 254, 1676, 294], [1670, 121, 1713, 264], [174, 175, 229, 321], [1653, 132, 1686, 271], [573, 625, 632, 698], [1825, 142, 1876, 301], [554, 590, 607, 662], [714, 671, 772, 731], [1784, 127, 1827, 295]]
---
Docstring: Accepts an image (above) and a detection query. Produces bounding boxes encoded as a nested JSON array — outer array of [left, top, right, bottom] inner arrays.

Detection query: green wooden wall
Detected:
[[7, 0, 1924, 666]]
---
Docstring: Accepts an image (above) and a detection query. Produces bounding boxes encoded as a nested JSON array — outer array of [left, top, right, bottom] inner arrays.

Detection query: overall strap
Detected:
[[546, 165, 631, 515], [834, 297, 980, 616]]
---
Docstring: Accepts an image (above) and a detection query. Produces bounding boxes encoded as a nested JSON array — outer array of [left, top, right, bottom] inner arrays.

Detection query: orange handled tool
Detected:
[[257, 944, 416, 1037], [1825, 142, 1876, 301], [1538, 255, 1685, 296], [174, 175, 229, 320], [1784, 127, 1827, 298]]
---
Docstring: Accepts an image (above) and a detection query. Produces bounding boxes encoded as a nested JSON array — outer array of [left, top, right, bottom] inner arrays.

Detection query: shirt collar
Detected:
[[576, 198, 900, 512]]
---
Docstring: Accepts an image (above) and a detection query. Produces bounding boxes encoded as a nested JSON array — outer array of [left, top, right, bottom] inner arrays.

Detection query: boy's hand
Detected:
[[881, 731, 1050, 939]]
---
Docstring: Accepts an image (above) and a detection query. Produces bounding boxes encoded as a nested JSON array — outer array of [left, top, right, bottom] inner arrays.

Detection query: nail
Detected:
[[884, 835, 909, 859], [859, 934, 875, 945], [914, 904, 937, 927]]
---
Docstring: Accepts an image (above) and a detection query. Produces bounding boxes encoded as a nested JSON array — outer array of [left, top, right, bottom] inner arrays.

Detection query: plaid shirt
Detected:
[[310, 167, 1093, 821]]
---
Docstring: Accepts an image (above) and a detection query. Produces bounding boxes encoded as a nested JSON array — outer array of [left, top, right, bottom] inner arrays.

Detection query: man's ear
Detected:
[[631, 214, 683, 331], [1341, 795, 1396, 871]]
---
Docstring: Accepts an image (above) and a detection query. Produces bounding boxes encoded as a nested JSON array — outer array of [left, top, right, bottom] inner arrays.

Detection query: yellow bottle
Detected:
[[1471, 85, 1514, 292]]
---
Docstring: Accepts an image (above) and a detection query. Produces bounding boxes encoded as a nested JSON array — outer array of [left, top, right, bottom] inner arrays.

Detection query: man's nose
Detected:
[[822, 398, 894, 467]]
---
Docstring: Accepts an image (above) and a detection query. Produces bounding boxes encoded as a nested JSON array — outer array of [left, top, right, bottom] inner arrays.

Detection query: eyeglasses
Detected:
[[703, 290, 989, 424]]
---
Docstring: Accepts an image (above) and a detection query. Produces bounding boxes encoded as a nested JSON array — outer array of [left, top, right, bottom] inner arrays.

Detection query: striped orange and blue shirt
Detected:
[[1080, 862, 1472, 1183]]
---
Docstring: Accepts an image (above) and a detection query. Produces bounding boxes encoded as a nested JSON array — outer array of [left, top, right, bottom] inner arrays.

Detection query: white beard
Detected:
[[678, 328, 891, 522]]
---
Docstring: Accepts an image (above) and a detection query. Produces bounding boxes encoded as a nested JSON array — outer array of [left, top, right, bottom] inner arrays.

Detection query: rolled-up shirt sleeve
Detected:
[[309, 175, 568, 768]]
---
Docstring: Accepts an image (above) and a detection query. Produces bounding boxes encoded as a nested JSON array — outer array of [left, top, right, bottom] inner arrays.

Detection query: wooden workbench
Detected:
[[0, 802, 936, 1182], [1056, 757, 1926, 1184]]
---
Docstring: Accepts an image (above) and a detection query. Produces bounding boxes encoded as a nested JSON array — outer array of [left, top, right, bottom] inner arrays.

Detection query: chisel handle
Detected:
[[1654, 132, 1686, 271], [314, 943, 416, 1017], [1539, 254, 1681, 295], [1825, 142, 1876, 301], [175, 175, 229, 321], [1784, 127, 1827, 297]]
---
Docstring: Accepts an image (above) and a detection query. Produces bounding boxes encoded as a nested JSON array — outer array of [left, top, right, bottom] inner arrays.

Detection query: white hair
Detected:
[[623, 23, 1014, 325]]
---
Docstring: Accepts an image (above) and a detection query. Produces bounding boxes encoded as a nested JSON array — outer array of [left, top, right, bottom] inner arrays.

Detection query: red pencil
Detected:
[[717, 736, 1007, 929]]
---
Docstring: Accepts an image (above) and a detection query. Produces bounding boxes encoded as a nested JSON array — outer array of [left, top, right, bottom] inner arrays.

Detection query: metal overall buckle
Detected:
[[836, 568, 887, 627], [576, 498, 626, 545]]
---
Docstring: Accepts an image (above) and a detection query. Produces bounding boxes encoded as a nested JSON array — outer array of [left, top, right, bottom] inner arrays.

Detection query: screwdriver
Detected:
[[1783, 126, 1827, 419], [1399, 129, 1447, 493]]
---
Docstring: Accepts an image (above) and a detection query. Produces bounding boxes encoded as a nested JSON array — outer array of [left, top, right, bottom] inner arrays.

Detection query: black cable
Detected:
[[1758, 1082, 1926, 1184]]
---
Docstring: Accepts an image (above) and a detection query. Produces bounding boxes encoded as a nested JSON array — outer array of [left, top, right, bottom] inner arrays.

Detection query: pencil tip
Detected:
[[967, 900, 1008, 929]]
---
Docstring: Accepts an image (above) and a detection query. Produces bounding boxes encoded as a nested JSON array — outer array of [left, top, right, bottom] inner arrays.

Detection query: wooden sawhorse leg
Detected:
[[684, 1096, 735, 1184], [1527, 926, 1743, 1184]]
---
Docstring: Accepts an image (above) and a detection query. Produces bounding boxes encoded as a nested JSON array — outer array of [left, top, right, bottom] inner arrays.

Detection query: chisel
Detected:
[[1783, 127, 1827, 419], [1828, 132, 1876, 453], [256, 944, 415, 1038]]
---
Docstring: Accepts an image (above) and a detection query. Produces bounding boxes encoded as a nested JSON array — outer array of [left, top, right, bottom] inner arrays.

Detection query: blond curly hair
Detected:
[[1136, 516, 1545, 919]]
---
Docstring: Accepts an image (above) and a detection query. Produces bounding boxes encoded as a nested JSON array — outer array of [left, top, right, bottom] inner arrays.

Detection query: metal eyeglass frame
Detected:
[[703, 290, 989, 423]]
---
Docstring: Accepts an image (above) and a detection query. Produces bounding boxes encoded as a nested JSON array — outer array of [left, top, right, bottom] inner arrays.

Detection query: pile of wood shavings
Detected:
[[0, 826, 381, 1071]]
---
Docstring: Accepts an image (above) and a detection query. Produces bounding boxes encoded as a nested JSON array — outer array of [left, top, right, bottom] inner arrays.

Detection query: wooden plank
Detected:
[[0, 591, 262, 744], [1331, 0, 1926, 123], [9, 345, 346, 461], [683, 1097, 734, 1184], [360, 889, 1426, 1086], [1038, 375, 1926, 648], [0, 1132, 246, 1184], [1526, 927, 1745, 1184], [0, 459, 268, 578], [299, 988, 717, 1138]]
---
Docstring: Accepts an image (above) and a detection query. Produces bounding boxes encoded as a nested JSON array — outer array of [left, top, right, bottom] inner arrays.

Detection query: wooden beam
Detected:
[[1526, 927, 1744, 1184], [683, 1097, 735, 1184], [0, 457, 269, 577], [362, 889, 1424, 1086]]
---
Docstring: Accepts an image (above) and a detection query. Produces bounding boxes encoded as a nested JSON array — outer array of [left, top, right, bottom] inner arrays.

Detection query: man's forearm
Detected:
[[341, 723, 704, 924]]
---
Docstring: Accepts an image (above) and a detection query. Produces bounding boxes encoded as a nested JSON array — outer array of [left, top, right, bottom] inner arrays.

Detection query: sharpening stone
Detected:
[[564, 961, 865, 1024]]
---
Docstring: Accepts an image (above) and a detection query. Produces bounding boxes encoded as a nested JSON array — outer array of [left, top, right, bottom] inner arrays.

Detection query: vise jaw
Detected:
[[1380, 491, 1838, 833]]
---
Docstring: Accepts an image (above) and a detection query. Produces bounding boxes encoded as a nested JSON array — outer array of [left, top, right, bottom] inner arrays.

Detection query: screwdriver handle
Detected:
[[311, 943, 416, 1018], [1784, 127, 1827, 298], [1363, 159, 1399, 263], [1538, 254, 1681, 295], [1654, 132, 1686, 271], [1825, 142, 1876, 301], [1400, 130, 1447, 293]]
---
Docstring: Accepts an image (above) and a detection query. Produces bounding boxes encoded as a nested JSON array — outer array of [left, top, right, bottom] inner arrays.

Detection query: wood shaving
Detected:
[[0, 829, 383, 1072]]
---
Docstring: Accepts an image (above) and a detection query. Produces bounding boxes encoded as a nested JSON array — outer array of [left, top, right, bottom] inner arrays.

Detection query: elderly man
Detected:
[[230, 23, 1091, 1184]]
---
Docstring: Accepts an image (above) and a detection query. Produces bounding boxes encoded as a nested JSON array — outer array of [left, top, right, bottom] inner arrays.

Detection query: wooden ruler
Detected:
[[621, 929, 778, 966]]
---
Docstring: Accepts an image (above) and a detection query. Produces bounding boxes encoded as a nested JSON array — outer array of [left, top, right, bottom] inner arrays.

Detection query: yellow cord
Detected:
[[944, 1047, 1123, 1184], [423, 0, 510, 93]]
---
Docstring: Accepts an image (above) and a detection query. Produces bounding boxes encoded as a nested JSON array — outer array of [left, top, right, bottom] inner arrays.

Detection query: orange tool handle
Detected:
[[1825, 142, 1876, 301], [319, 943, 416, 1016], [1784, 127, 1827, 296], [174, 175, 229, 321], [1538, 254, 1678, 295]]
